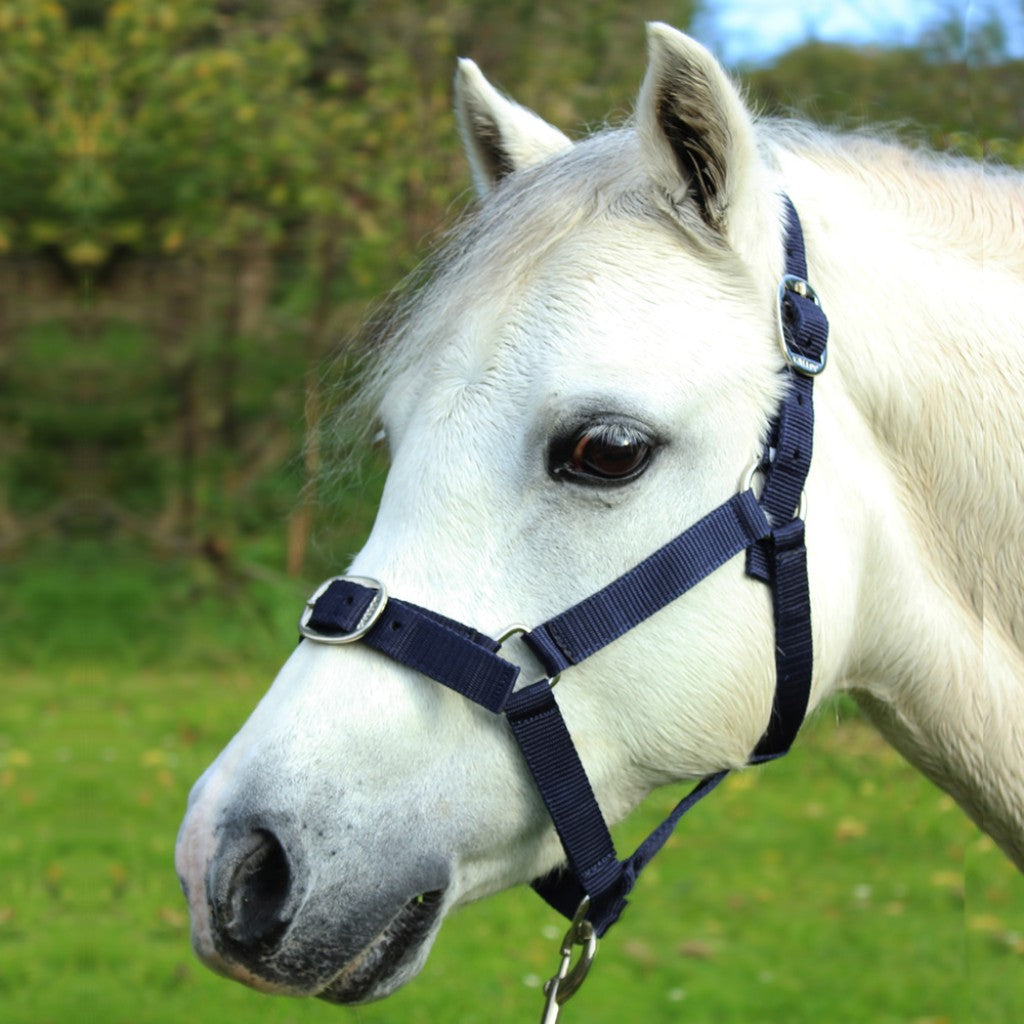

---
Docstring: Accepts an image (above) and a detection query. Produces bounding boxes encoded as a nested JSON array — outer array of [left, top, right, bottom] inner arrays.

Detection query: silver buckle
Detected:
[[778, 274, 826, 376], [298, 576, 388, 644]]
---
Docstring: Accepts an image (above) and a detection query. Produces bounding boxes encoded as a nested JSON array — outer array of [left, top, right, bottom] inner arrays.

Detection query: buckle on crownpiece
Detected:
[[299, 575, 388, 644], [778, 274, 827, 376]]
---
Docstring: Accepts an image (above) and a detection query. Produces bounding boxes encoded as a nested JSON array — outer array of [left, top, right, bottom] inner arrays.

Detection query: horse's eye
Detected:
[[550, 421, 654, 485]]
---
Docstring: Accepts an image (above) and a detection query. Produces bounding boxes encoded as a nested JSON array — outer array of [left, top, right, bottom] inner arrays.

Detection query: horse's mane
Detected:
[[763, 119, 1024, 272]]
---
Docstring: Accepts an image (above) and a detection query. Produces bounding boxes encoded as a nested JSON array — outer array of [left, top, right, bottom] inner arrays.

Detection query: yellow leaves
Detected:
[[65, 239, 106, 267], [966, 914, 1024, 958], [724, 770, 757, 793], [834, 817, 868, 841], [140, 748, 175, 790], [154, 5, 177, 32], [968, 913, 1003, 933], [159, 905, 187, 931], [161, 226, 185, 254], [109, 862, 128, 897], [930, 870, 963, 894], [44, 862, 65, 895], [0, 748, 30, 791]]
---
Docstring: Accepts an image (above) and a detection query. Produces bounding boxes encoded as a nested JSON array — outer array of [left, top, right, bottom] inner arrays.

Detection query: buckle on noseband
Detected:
[[778, 274, 827, 376], [298, 575, 388, 644]]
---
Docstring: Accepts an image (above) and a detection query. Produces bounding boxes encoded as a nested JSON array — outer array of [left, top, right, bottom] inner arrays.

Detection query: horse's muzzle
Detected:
[[177, 807, 451, 1003]]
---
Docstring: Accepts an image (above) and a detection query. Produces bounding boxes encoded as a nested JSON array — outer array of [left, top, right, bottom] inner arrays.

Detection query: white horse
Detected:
[[176, 23, 1024, 1007]]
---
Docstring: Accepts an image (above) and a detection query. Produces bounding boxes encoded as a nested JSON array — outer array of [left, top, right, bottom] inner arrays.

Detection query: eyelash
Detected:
[[548, 419, 656, 485]]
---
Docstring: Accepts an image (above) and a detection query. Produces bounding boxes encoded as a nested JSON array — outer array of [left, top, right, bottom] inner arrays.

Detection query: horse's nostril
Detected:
[[219, 829, 294, 948]]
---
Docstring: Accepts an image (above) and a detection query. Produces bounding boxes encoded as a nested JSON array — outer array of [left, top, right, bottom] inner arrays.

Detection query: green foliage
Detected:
[[2, 2, 1022, 573], [744, 38, 1024, 160]]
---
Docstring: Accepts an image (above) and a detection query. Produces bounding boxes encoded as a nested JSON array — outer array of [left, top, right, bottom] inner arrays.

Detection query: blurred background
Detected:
[[1, 2, 1023, 1022]]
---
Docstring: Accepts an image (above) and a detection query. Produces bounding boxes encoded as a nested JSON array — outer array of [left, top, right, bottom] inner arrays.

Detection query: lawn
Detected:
[[1, 547, 1022, 1023]]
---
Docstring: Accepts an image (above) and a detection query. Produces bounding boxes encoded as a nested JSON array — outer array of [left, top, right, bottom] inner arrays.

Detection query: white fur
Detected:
[[454, 57, 572, 195], [177, 23, 1024, 1005]]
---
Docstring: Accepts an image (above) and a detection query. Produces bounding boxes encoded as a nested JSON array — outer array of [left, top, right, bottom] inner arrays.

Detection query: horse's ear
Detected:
[[454, 59, 572, 196], [637, 24, 759, 236]]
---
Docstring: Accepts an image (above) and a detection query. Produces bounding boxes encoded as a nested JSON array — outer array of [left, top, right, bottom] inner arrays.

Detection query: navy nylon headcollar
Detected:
[[299, 195, 828, 937]]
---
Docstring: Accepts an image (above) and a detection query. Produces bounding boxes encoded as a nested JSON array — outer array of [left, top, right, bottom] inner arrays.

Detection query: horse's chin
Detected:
[[314, 889, 446, 1005]]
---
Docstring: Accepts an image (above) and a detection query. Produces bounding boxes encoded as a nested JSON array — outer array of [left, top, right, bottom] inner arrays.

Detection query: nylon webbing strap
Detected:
[[745, 198, 825, 760], [504, 682, 627, 933], [304, 579, 519, 713], [525, 490, 771, 676]]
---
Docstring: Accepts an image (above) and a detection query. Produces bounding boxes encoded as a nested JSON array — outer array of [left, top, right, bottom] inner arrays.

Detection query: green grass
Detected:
[[2, 551, 1022, 1023]]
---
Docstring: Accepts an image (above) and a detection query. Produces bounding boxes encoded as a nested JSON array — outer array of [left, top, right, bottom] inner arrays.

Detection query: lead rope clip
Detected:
[[539, 897, 598, 1024]]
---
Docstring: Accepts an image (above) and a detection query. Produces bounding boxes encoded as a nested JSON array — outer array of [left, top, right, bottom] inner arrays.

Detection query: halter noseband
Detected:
[[298, 195, 828, 938]]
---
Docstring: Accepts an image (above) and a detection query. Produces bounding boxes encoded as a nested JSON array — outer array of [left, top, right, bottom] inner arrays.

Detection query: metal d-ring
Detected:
[[741, 460, 807, 523], [495, 624, 560, 688]]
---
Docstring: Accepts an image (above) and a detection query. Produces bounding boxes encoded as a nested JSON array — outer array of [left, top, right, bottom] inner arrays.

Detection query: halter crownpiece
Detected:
[[299, 195, 828, 939]]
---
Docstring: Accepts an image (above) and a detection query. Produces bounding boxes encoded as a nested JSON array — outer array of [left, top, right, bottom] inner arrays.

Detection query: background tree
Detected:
[[1, 0, 1020, 579]]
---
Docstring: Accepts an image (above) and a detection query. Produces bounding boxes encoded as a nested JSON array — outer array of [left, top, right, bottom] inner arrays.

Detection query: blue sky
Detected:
[[693, 0, 1024, 64]]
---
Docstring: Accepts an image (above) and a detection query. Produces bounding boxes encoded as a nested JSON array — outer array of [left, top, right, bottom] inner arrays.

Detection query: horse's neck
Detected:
[[786, 147, 1024, 868]]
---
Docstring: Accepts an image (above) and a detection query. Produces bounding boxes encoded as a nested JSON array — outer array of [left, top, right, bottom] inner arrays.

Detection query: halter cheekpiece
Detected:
[[298, 195, 828, 940]]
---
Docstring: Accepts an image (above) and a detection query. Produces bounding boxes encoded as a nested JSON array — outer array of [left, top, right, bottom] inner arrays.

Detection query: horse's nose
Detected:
[[209, 826, 300, 951]]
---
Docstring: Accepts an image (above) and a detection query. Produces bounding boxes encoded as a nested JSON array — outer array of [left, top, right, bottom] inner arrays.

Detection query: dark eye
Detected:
[[549, 420, 655, 485]]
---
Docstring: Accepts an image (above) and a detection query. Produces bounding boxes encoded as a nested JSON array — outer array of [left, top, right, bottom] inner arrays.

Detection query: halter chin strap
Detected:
[[299, 195, 828, 938]]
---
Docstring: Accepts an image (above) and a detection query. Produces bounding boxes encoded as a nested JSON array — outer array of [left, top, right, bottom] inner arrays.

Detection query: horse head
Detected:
[[175, 24, 858, 1004]]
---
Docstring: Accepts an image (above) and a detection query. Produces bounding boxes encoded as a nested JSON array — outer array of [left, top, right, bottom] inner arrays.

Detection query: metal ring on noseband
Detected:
[[496, 625, 561, 688]]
